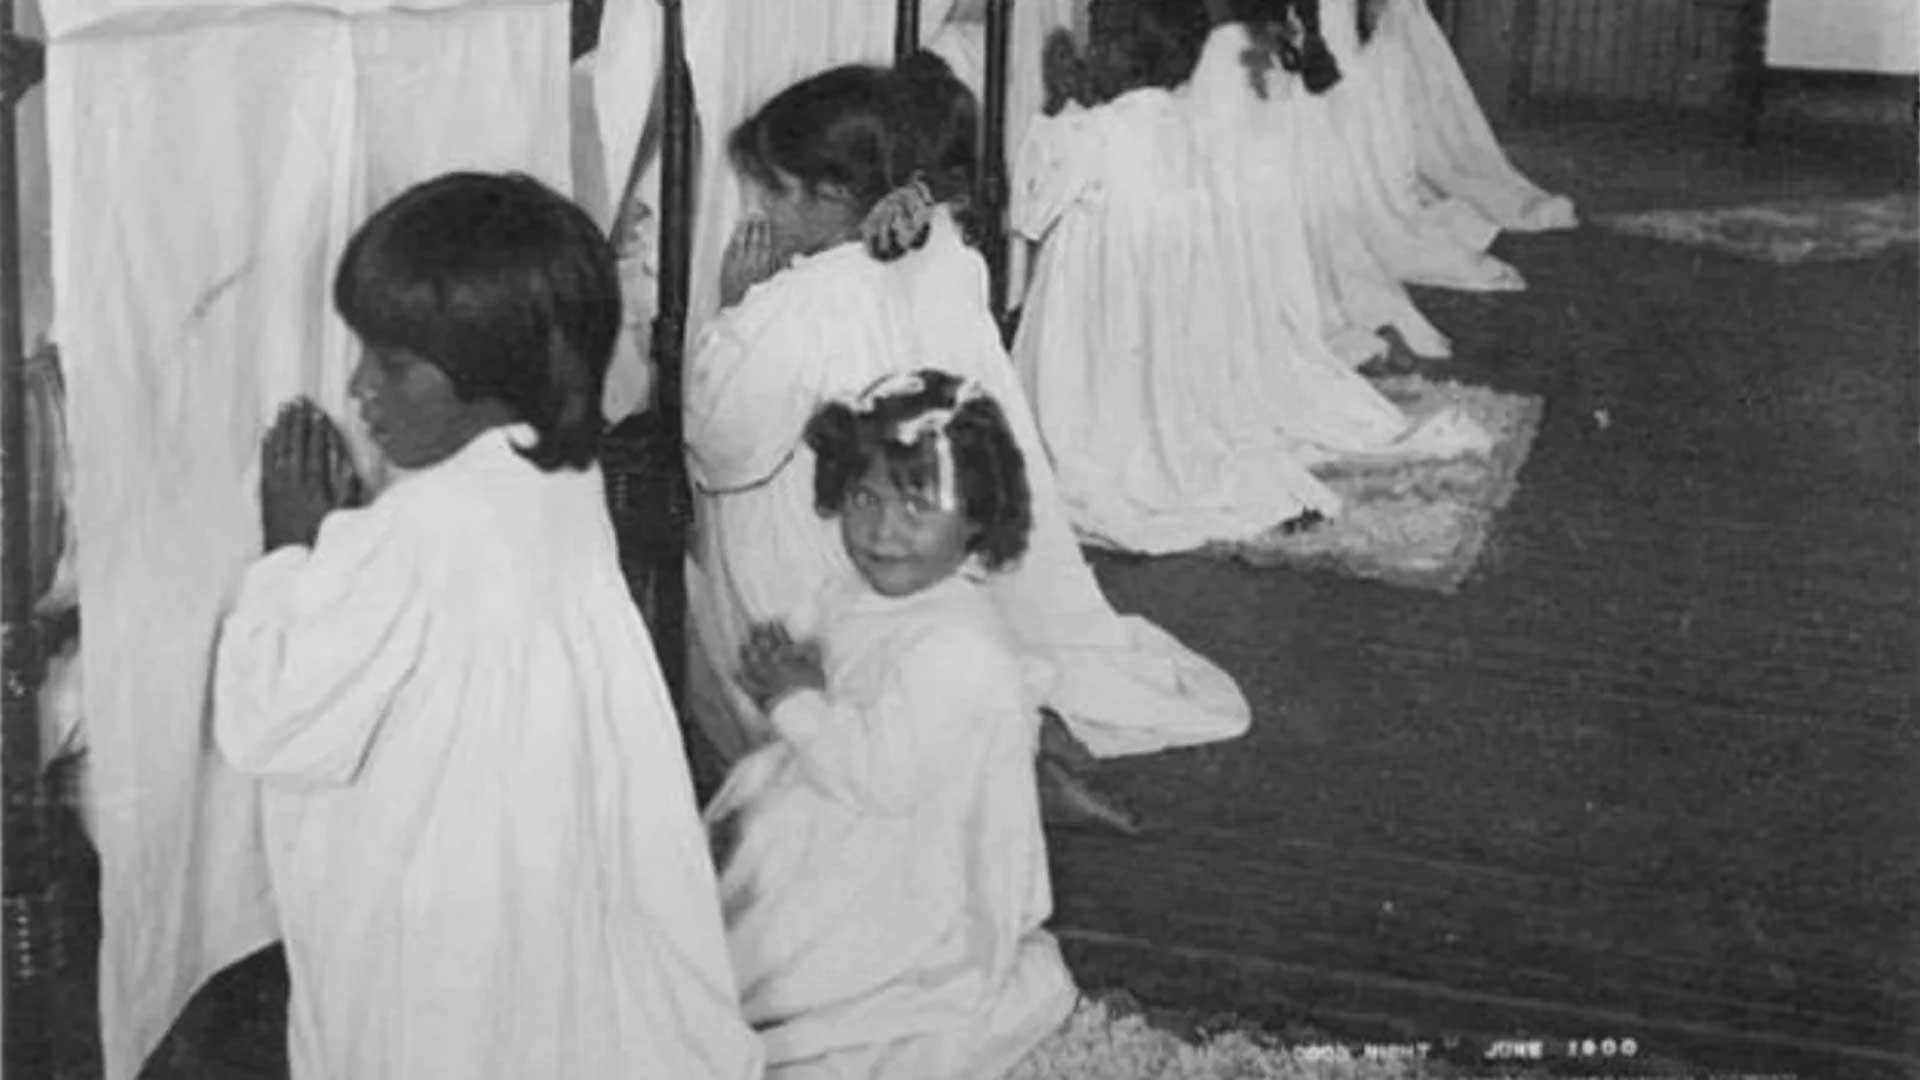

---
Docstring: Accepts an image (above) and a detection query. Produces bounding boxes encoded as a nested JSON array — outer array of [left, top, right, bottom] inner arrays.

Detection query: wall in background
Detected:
[[1766, 0, 1918, 74]]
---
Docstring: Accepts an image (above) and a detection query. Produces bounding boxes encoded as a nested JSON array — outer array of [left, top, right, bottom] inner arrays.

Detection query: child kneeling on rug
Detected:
[[707, 370, 1079, 1080], [213, 172, 762, 1080]]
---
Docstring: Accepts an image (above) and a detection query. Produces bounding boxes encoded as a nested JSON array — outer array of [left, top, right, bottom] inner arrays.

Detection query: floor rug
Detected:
[[1595, 193, 1919, 264], [1007, 997, 1474, 1080], [1210, 378, 1543, 594]]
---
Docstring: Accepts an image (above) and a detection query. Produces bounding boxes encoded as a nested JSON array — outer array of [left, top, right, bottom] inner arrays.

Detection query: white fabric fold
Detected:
[[1324, 0, 1576, 241], [43, 0, 549, 43]]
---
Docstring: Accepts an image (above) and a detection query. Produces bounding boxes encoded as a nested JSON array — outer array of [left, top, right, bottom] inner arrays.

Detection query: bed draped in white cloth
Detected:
[[1009, 22, 1495, 557], [683, 211, 1250, 764], [585, 0, 1076, 422], [42, 1, 573, 1073], [705, 573, 1078, 1079]]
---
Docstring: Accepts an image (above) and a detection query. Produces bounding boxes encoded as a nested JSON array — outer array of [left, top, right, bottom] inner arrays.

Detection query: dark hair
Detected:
[[728, 52, 979, 260], [1065, 0, 1339, 106], [804, 369, 1031, 571], [1269, 0, 1341, 94], [1065, 0, 1212, 107], [1357, 0, 1384, 45], [333, 171, 618, 471]]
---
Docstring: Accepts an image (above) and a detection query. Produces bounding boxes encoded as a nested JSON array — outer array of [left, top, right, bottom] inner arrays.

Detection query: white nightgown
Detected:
[[705, 573, 1078, 1080], [214, 426, 763, 1080], [1009, 26, 1495, 557], [1312, 0, 1576, 255], [1279, 0, 1530, 297], [684, 212, 1250, 763]]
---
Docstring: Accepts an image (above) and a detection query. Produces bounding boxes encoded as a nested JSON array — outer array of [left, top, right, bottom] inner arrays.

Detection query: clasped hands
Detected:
[[261, 398, 365, 551], [719, 216, 782, 309], [737, 621, 824, 713]]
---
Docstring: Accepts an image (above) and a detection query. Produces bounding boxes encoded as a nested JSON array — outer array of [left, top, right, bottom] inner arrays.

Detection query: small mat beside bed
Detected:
[[1208, 378, 1543, 594], [1596, 194, 1919, 264], [1006, 997, 1445, 1080]]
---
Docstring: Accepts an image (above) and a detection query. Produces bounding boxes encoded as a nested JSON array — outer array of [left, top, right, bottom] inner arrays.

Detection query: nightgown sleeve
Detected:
[[1010, 105, 1101, 245], [682, 281, 832, 494], [213, 501, 429, 788], [767, 622, 1023, 816]]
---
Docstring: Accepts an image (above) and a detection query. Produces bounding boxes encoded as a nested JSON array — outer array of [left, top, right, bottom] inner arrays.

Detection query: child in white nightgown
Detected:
[[684, 54, 1249, 780], [213, 173, 762, 1080], [1011, 4, 1494, 556], [707, 369, 1079, 1080], [1330, 0, 1577, 237]]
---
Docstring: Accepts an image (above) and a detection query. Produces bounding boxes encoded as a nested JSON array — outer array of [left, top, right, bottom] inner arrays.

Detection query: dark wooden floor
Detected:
[[1059, 107, 1919, 1078]]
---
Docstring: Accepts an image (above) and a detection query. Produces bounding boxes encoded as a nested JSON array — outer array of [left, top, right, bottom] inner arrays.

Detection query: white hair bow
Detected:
[[849, 372, 984, 510]]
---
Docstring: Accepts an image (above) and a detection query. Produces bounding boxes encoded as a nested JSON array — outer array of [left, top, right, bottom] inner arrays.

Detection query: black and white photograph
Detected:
[[0, 0, 1913, 1077]]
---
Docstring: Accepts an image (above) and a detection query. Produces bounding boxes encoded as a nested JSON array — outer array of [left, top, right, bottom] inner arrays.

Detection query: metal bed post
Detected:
[[894, 0, 919, 62], [980, 0, 1013, 331], [647, 0, 694, 706], [1, 8, 54, 1077]]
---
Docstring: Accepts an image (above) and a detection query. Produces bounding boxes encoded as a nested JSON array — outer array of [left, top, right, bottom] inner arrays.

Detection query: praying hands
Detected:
[[260, 398, 365, 551], [720, 215, 781, 308], [737, 621, 824, 712]]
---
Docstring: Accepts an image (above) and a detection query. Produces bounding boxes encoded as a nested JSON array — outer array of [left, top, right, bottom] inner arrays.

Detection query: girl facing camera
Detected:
[[707, 370, 1078, 1080]]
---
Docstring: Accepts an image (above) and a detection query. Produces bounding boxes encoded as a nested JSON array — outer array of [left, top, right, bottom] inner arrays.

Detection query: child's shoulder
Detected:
[[750, 244, 879, 309], [708, 245, 884, 348], [901, 581, 1019, 667], [897, 584, 1044, 712], [364, 428, 568, 528]]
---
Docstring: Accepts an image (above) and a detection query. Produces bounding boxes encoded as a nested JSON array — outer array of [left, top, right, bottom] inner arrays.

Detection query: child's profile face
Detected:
[[749, 168, 859, 259], [839, 455, 975, 598], [348, 345, 502, 469]]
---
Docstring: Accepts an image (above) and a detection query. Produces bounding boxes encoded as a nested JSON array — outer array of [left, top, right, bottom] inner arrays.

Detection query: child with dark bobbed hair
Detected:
[[332, 170, 614, 472], [705, 369, 1078, 1080], [214, 171, 761, 1080]]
